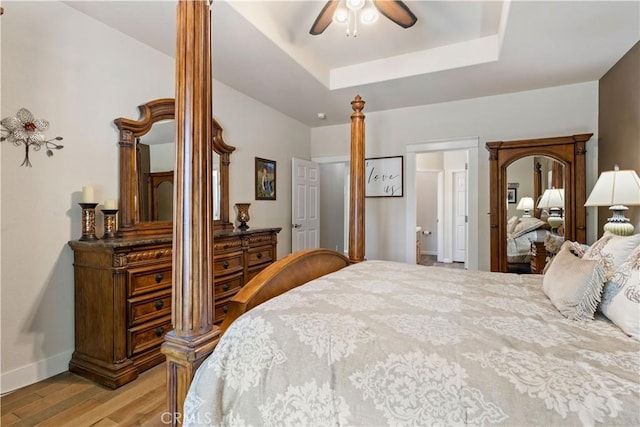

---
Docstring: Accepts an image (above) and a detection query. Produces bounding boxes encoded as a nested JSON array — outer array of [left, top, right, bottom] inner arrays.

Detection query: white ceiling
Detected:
[[65, 0, 639, 126]]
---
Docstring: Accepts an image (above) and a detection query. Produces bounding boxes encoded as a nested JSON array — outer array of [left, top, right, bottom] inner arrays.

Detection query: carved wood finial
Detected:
[[351, 95, 365, 115]]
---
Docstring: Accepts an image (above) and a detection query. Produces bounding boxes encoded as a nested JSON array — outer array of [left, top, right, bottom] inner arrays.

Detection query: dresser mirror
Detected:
[[486, 134, 592, 272], [115, 98, 235, 237]]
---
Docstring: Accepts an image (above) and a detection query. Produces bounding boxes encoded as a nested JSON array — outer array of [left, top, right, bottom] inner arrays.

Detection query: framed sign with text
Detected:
[[365, 156, 403, 197]]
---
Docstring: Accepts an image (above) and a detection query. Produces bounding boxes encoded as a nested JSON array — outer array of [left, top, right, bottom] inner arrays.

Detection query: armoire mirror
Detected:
[[486, 133, 592, 272], [114, 98, 235, 237]]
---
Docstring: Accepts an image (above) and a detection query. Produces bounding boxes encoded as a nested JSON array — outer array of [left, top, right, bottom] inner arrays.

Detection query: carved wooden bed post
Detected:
[[162, 0, 219, 424], [349, 95, 366, 263]]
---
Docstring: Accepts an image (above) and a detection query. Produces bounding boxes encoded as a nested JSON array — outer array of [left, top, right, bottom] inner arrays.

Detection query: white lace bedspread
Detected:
[[184, 260, 640, 426]]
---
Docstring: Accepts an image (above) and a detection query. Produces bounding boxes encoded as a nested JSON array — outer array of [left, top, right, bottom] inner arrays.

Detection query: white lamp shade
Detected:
[[537, 188, 564, 209], [516, 197, 534, 211], [585, 168, 640, 206]]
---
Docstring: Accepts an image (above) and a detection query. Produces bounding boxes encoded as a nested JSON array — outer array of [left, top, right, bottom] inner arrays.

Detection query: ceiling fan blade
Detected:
[[310, 0, 340, 35], [373, 0, 418, 28]]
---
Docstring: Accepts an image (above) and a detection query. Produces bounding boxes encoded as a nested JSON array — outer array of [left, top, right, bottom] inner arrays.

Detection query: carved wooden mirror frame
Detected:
[[114, 98, 235, 237], [486, 133, 592, 272]]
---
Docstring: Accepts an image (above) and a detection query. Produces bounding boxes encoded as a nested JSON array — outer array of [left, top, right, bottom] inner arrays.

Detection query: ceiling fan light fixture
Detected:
[[346, 0, 365, 11], [360, 5, 378, 25], [333, 6, 349, 25]]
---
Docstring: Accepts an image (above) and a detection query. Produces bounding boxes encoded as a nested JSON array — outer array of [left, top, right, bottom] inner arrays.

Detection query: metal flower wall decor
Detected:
[[1, 108, 64, 167]]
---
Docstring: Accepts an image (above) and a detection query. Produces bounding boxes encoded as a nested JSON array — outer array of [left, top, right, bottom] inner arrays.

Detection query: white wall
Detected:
[[506, 157, 535, 218], [311, 82, 599, 268], [319, 163, 346, 252], [1, 1, 310, 392], [213, 81, 311, 258]]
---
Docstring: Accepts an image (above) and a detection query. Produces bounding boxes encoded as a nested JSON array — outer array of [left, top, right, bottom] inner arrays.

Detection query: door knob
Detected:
[[292, 224, 302, 228]]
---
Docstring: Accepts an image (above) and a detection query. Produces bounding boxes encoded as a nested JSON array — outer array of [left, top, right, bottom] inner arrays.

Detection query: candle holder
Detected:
[[79, 202, 99, 241], [235, 203, 251, 231], [101, 209, 119, 239]]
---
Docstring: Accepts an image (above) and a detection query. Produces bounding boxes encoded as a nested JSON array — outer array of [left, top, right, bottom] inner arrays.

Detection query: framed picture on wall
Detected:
[[365, 156, 403, 197], [255, 157, 276, 200], [507, 187, 517, 204]]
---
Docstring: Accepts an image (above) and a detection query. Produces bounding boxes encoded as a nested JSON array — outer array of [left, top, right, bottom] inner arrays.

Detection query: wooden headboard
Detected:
[[161, 2, 367, 422]]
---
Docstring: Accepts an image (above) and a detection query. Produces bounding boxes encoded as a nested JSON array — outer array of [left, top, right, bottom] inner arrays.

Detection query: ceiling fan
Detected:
[[310, 0, 418, 36]]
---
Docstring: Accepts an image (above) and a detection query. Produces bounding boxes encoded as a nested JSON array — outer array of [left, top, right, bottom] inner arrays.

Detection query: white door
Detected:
[[452, 170, 467, 262], [292, 158, 320, 252]]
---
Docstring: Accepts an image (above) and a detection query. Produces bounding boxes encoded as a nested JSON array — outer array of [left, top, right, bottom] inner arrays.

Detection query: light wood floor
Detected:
[[1, 364, 167, 426]]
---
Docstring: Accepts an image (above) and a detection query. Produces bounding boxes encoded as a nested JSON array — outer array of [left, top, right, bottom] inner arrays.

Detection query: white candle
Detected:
[[104, 199, 117, 210], [82, 186, 95, 203]]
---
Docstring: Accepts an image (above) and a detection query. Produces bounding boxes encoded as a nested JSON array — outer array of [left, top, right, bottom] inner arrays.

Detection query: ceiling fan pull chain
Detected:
[[352, 9, 358, 37]]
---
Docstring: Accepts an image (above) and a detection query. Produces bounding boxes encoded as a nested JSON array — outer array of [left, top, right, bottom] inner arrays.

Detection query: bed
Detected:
[[178, 95, 639, 427], [167, 3, 639, 425], [185, 260, 640, 426], [506, 216, 551, 265]]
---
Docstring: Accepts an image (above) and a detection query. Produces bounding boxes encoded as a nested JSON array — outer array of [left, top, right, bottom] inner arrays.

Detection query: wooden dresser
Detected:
[[68, 227, 280, 388]]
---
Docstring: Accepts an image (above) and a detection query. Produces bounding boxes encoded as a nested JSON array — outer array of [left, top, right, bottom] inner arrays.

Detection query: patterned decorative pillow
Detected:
[[583, 232, 640, 279], [543, 242, 606, 320], [568, 241, 590, 258], [599, 245, 640, 339]]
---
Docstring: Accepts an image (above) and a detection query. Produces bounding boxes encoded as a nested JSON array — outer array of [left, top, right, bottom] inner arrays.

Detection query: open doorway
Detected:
[[406, 137, 479, 270], [415, 151, 467, 266]]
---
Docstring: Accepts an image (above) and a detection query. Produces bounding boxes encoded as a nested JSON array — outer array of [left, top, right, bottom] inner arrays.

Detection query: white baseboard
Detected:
[[1, 350, 72, 394]]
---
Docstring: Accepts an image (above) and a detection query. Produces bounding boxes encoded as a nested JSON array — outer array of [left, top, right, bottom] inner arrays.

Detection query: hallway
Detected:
[[419, 255, 465, 269]]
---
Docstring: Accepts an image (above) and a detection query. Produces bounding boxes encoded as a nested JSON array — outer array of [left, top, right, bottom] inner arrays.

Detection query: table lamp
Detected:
[[516, 196, 534, 217], [585, 165, 640, 236], [537, 188, 564, 231]]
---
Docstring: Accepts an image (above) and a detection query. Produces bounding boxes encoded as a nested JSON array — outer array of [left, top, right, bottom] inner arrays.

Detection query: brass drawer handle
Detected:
[[223, 283, 230, 291], [257, 252, 263, 259], [223, 305, 229, 314], [223, 261, 229, 269], [155, 273, 164, 283], [155, 326, 164, 337], [155, 300, 164, 310]]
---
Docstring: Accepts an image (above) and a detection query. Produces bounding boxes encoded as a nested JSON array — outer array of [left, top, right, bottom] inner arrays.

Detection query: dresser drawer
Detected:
[[128, 264, 172, 297], [214, 297, 233, 324], [128, 316, 173, 357], [128, 289, 172, 326], [214, 273, 243, 299], [213, 252, 243, 277], [247, 245, 273, 267], [247, 264, 269, 282]]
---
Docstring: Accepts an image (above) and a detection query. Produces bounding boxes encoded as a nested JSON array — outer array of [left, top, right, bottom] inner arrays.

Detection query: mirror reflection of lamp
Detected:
[[584, 165, 640, 236], [537, 188, 564, 232], [516, 196, 534, 217]]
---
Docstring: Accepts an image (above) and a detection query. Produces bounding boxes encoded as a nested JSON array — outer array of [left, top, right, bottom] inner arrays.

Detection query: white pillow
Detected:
[[543, 242, 606, 321], [599, 245, 640, 340], [583, 232, 640, 279]]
